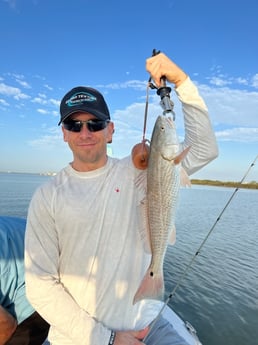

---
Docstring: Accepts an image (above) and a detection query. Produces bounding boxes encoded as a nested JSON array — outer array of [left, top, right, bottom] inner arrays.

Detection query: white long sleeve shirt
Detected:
[[25, 77, 218, 345]]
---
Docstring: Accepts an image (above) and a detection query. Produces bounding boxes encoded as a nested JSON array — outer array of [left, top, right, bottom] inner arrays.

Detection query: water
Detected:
[[0, 172, 257, 345], [0, 172, 51, 218], [164, 186, 258, 345]]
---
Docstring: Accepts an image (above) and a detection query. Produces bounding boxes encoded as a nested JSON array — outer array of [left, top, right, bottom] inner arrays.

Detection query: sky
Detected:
[[0, 0, 257, 182]]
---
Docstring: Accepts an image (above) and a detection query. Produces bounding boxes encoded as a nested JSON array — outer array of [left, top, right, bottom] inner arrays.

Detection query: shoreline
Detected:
[[191, 179, 258, 190]]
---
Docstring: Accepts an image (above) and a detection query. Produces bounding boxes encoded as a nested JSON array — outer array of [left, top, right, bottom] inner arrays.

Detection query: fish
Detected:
[[133, 115, 190, 304]]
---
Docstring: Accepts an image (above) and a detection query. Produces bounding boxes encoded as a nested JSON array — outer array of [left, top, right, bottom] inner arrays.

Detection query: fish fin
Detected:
[[180, 167, 191, 187], [168, 225, 176, 245], [133, 268, 164, 305], [174, 146, 191, 165]]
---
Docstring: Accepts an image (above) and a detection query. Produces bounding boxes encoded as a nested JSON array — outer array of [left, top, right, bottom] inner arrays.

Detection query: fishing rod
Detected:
[[142, 49, 257, 341], [143, 154, 258, 340], [149, 49, 175, 118], [131, 49, 176, 170], [143, 155, 258, 341], [164, 154, 258, 303], [142, 49, 174, 143]]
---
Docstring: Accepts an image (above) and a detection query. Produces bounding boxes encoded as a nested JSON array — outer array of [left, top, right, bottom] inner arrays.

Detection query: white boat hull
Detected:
[[162, 305, 202, 345]]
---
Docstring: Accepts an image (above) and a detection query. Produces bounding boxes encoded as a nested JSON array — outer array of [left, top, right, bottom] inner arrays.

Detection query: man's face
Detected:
[[62, 112, 114, 171]]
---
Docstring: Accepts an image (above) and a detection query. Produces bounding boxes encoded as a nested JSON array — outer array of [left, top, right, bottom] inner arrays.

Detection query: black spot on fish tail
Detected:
[[150, 271, 154, 277]]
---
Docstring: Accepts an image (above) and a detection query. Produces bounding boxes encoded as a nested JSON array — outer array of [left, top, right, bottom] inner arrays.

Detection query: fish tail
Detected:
[[133, 268, 164, 305]]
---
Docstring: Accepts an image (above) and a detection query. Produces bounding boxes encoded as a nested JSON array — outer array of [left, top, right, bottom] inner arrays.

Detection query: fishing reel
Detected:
[[131, 49, 176, 169]]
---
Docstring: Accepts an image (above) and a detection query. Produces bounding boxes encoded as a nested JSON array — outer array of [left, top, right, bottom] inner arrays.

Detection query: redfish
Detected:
[[133, 115, 190, 304]]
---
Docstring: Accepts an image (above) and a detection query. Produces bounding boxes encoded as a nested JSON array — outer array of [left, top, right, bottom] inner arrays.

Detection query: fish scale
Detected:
[[147, 125, 180, 278], [133, 115, 189, 304]]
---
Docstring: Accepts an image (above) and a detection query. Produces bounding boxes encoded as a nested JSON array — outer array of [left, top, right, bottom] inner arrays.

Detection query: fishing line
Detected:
[[143, 154, 258, 342], [142, 82, 151, 143], [142, 48, 161, 143]]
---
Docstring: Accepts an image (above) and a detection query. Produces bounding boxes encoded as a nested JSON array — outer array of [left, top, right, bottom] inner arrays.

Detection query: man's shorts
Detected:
[[145, 315, 189, 345]]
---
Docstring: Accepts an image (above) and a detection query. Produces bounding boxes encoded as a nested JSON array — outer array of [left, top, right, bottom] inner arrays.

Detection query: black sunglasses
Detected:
[[63, 119, 110, 132]]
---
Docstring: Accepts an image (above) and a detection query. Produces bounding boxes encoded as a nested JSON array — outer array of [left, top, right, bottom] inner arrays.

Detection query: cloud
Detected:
[[0, 82, 21, 96], [0, 82, 30, 101], [38, 93, 47, 98], [252, 74, 258, 88], [0, 98, 9, 106], [32, 97, 47, 105], [44, 84, 53, 91], [209, 76, 232, 87], [1, 69, 258, 153], [37, 108, 48, 114], [14, 92, 30, 100], [216, 127, 258, 142], [2, 0, 38, 11], [27, 127, 63, 149], [197, 83, 258, 127], [207, 66, 257, 89], [99, 80, 147, 91], [49, 98, 60, 107], [2, 0, 17, 9], [15, 79, 31, 89], [7, 73, 32, 89]]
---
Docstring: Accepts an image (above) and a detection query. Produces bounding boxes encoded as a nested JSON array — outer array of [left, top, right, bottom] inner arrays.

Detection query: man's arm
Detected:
[[0, 305, 17, 345], [175, 77, 218, 175], [146, 52, 218, 175], [25, 187, 112, 345]]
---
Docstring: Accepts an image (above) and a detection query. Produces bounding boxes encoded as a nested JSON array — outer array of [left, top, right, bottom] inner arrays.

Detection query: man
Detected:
[[0, 216, 49, 345], [25, 53, 218, 345]]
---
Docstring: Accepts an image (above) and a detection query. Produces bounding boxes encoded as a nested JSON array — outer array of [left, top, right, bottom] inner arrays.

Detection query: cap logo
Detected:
[[66, 92, 97, 107]]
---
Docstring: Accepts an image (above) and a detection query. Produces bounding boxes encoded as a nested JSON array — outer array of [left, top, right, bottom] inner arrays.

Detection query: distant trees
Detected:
[[191, 179, 258, 190]]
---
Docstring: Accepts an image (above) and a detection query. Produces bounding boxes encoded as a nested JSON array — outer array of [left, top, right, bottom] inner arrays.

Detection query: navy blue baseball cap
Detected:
[[59, 86, 110, 125]]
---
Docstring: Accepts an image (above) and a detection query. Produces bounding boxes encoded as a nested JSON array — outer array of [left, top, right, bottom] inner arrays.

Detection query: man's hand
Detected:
[[0, 305, 17, 344], [146, 52, 187, 88], [114, 326, 149, 345]]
